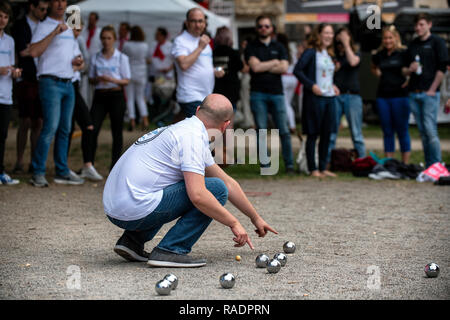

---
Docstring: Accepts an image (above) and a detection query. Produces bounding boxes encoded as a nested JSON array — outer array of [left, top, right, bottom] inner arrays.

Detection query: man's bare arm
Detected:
[[176, 34, 210, 71], [183, 171, 254, 248], [268, 59, 289, 74], [248, 56, 279, 73], [205, 164, 277, 237], [426, 70, 445, 96], [29, 23, 68, 58]]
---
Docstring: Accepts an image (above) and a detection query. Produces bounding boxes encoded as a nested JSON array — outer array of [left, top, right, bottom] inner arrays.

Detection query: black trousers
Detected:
[[0, 105, 12, 173], [68, 81, 94, 164], [306, 132, 331, 172], [88, 90, 126, 169], [305, 96, 336, 172]]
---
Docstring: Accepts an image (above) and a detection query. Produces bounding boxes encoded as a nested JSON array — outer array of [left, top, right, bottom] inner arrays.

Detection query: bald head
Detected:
[[186, 7, 205, 20], [197, 94, 234, 127]]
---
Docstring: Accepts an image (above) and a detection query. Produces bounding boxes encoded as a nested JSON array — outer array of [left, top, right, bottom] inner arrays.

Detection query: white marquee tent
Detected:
[[77, 0, 231, 43]]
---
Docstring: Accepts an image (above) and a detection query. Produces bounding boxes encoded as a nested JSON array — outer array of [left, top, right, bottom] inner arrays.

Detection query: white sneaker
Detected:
[[0, 173, 20, 185], [80, 166, 103, 181], [54, 170, 84, 185]]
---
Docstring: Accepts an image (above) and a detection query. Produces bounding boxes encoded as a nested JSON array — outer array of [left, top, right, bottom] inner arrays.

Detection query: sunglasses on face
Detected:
[[258, 24, 271, 29], [188, 19, 205, 24]]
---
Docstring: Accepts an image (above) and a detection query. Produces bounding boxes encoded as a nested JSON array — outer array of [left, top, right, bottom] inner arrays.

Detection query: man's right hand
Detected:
[[198, 34, 210, 50], [230, 222, 254, 250], [53, 23, 68, 36], [251, 216, 278, 238]]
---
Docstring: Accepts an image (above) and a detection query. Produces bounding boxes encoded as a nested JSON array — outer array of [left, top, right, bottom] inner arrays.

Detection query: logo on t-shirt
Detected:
[[135, 126, 168, 145]]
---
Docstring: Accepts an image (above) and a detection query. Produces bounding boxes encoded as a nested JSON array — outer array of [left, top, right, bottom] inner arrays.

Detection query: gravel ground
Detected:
[[0, 177, 449, 300]]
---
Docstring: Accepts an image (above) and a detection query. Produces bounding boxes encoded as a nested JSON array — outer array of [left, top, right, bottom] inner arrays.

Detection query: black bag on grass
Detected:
[[330, 148, 357, 172]]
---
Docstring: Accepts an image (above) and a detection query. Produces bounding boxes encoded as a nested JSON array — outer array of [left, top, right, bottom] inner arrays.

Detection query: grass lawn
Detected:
[[63, 119, 450, 181], [222, 150, 450, 180], [324, 123, 450, 140]]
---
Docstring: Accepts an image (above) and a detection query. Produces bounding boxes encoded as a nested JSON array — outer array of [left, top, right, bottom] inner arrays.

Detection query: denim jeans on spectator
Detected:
[[250, 91, 294, 169], [107, 177, 228, 255], [179, 101, 202, 118], [328, 94, 366, 163], [409, 92, 441, 167], [32, 77, 75, 176], [376, 97, 411, 154]]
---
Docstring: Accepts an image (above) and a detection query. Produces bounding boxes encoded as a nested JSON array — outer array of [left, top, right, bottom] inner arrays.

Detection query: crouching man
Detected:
[[103, 93, 277, 267]]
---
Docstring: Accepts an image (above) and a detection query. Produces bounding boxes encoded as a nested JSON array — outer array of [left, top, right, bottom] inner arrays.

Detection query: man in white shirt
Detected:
[[147, 27, 175, 118], [117, 22, 130, 51], [172, 8, 224, 118], [104, 94, 277, 267], [148, 27, 174, 80], [80, 12, 101, 107], [81, 12, 101, 57], [29, 0, 85, 187]]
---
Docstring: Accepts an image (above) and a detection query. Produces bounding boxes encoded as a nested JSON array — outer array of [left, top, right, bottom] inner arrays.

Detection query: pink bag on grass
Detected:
[[416, 162, 450, 182]]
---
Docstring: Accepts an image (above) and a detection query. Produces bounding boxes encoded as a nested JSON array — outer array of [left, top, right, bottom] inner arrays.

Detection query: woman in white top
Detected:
[[88, 25, 131, 171], [294, 23, 340, 178], [122, 26, 149, 131], [0, 1, 22, 185]]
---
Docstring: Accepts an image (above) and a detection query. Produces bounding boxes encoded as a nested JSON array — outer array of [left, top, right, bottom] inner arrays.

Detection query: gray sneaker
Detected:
[[80, 165, 103, 181], [147, 247, 206, 268], [54, 170, 84, 185], [30, 175, 49, 187]]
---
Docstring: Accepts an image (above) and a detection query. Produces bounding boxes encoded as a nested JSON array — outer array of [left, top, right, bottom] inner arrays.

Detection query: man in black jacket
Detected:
[[11, 0, 48, 174]]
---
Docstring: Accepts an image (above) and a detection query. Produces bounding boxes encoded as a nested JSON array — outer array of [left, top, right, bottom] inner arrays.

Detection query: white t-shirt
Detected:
[[0, 32, 14, 105], [89, 49, 131, 90], [31, 17, 81, 79], [26, 16, 39, 35], [148, 40, 174, 79], [316, 49, 335, 97], [122, 41, 148, 82], [171, 30, 214, 103], [103, 116, 215, 221]]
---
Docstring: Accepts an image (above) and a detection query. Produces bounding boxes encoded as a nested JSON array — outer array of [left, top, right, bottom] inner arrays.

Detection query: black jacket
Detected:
[[12, 17, 37, 82]]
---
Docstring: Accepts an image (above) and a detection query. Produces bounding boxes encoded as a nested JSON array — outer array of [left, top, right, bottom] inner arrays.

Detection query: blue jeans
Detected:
[[179, 101, 202, 118], [328, 94, 366, 162], [376, 97, 411, 153], [107, 177, 228, 255], [409, 92, 441, 167], [32, 78, 75, 176], [250, 91, 294, 169]]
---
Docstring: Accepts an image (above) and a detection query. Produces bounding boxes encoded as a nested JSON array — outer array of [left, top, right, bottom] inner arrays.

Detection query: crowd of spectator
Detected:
[[0, 0, 448, 186]]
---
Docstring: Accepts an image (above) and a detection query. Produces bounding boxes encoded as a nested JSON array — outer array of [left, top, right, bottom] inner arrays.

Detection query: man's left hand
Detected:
[[252, 217, 278, 238], [425, 89, 436, 96], [214, 69, 225, 78], [72, 55, 84, 67]]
